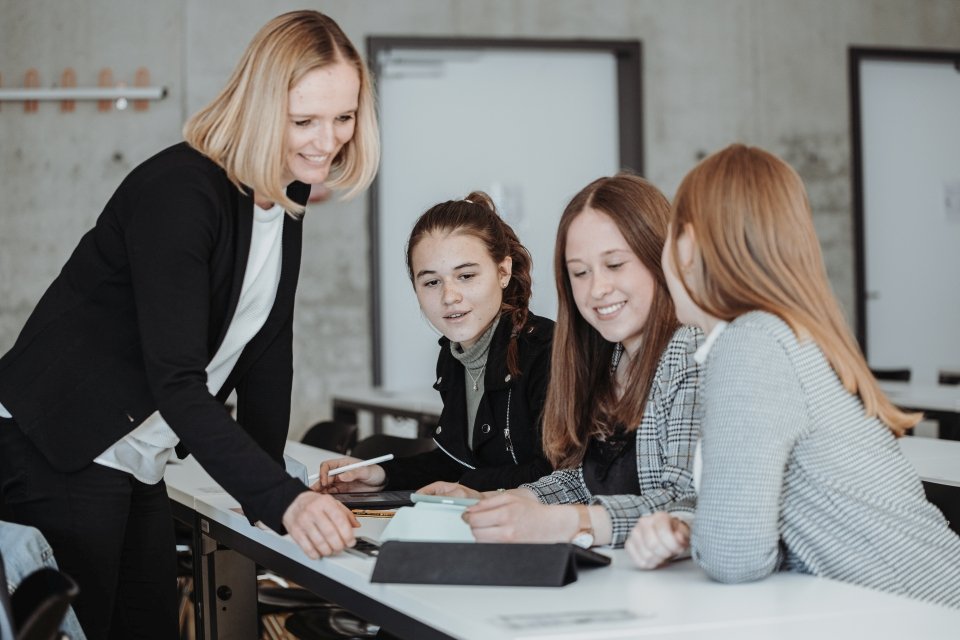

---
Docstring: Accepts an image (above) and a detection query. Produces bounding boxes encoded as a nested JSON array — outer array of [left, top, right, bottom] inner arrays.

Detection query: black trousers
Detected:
[[0, 418, 178, 640]]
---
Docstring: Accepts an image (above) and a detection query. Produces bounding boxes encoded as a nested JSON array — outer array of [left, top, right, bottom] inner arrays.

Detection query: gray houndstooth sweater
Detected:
[[691, 311, 960, 608]]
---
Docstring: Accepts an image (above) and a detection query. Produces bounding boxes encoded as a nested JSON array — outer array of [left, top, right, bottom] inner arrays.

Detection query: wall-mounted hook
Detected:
[[60, 68, 77, 113], [134, 67, 150, 111], [0, 68, 166, 111], [97, 68, 113, 112], [24, 69, 39, 113]]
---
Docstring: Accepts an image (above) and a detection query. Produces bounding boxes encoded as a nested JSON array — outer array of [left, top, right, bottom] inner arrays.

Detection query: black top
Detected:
[[582, 426, 641, 496], [381, 313, 555, 491], [0, 143, 308, 532]]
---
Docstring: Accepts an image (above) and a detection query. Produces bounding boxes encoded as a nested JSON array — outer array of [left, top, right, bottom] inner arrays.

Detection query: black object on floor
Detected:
[[284, 606, 379, 640]]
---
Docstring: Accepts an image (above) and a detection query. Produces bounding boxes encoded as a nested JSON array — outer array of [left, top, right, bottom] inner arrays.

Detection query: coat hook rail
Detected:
[[0, 86, 167, 102]]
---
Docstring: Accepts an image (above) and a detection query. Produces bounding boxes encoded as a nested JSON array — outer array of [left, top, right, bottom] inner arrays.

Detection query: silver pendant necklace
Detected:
[[466, 364, 486, 391]]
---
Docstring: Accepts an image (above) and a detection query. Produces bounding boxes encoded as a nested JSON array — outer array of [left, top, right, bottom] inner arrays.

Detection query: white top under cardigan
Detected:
[[690, 320, 728, 491], [92, 202, 285, 484], [0, 203, 288, 483]]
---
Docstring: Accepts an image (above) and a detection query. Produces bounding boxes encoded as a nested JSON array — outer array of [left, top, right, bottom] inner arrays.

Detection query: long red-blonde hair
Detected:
[[670, 143, 919, 435], [543, 173, 679, 469]]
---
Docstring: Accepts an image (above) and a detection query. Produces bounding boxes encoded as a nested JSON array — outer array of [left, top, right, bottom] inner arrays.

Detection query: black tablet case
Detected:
[[331, 490, 413, 509], [370, 542, 611, 587]]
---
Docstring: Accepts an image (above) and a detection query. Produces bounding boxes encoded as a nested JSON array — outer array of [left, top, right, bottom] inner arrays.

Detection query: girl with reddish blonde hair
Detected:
[[632, 143, 960, 609]]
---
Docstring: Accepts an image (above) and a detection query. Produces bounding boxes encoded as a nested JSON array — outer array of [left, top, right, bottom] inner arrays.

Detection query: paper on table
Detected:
[[379, 502, 476, 543]]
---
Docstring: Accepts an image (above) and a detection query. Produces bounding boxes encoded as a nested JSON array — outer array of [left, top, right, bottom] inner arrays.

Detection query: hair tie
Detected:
[[463, 198, 473, 204]]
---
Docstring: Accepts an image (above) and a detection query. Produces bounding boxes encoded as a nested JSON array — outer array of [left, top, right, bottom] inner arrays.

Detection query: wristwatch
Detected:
[[570, 504, 595, 549]]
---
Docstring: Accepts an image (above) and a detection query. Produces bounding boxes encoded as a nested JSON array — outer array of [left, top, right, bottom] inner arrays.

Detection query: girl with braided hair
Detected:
[[317, 191, 554, 491]]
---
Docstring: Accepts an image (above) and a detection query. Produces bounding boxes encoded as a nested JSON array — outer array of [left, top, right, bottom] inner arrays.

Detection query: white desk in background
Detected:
[[899, 435, 960, 537], [332, 387, 443, 436], [165, 442, 960, 640], [335, 382, 960, 436], [880, 380, 960, 423], [880, 381, 960, 439], [899, 435, 960, 488], [878, 381, 960, 415]]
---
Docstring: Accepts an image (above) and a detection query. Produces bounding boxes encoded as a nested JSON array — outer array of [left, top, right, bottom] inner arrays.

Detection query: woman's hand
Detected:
[[625, 512, 690, 569], [461, 494, 578, 543], [416, 481, 483, 500], [282, 492, 360, 559], [312, 456, 386, 493]]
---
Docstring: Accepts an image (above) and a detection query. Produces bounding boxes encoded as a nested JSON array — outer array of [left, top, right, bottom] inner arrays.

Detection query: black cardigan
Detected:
[[381, 313, 555, 491], [0, 143, 308, 532]]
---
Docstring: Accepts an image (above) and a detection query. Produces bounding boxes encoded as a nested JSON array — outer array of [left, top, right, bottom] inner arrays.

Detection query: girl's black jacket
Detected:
[[380, 313, 554, 491]]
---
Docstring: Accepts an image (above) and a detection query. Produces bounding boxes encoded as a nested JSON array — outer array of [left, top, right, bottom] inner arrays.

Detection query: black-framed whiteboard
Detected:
[[849, 47, 960, 383], [367, 37, 642, 389]]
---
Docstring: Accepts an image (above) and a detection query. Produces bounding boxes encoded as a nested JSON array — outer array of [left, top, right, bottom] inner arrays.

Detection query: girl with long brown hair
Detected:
[[635, 143, 960, 608], [317, 192, 554, 491], [422, 174, 702, 550]]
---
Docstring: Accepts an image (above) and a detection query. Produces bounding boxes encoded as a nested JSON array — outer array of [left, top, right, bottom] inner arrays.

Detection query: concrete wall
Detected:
[[2, 0, 959, 439]]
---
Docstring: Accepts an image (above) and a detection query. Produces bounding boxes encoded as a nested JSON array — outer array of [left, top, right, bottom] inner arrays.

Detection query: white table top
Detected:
[[188, 503, 960, 639], [163, 440, 339, 510], [879, 381, 960, 414], [165, 442, 960, 640], [337, 382, 960, 419], [899, 435, 960, 488], [332, 386, 444, 416]]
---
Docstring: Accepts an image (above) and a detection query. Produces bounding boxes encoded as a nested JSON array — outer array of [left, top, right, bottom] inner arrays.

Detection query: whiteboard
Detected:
[[854, 51, 960, 383], [369, 40, 639, 390]]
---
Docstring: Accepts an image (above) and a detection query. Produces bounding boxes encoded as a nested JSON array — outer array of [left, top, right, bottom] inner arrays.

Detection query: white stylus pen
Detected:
[[326, 453, 394, 477]]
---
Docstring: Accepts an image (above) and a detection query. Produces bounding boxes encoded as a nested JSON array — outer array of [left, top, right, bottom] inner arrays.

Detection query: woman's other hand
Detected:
[[282, 492, 360, 559], [625, 511, 690, 569]]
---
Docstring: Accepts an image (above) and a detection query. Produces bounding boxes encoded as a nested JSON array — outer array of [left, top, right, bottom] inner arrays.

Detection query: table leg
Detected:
[[198, 527, 258, 640]]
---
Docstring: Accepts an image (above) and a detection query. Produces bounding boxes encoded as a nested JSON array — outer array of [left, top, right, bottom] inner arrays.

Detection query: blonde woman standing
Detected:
[[0, 11, 379, 637], [633, 143, 960, 609]]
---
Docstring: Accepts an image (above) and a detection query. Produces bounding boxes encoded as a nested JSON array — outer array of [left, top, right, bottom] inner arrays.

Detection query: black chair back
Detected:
[[939, 371, 960, 386], [301, 421, 359, 454], [870, 368, 911, 382], [351, 434, 436, 460], [10, 568, 78, 640], [936, 371, 960, 440]]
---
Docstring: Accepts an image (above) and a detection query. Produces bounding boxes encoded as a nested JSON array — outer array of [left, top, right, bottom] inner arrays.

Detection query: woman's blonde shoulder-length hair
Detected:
[[670, 143, 920, 435], [183, 10, 380, 215]]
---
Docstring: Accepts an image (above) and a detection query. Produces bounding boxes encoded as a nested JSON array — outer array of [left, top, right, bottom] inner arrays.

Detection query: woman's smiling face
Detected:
[[565, 207, 656, 357]]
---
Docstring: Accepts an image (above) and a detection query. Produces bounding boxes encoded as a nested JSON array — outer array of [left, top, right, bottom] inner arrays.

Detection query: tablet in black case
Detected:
[[371, 542, 612, 587], [331, 490, 414, 509]]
